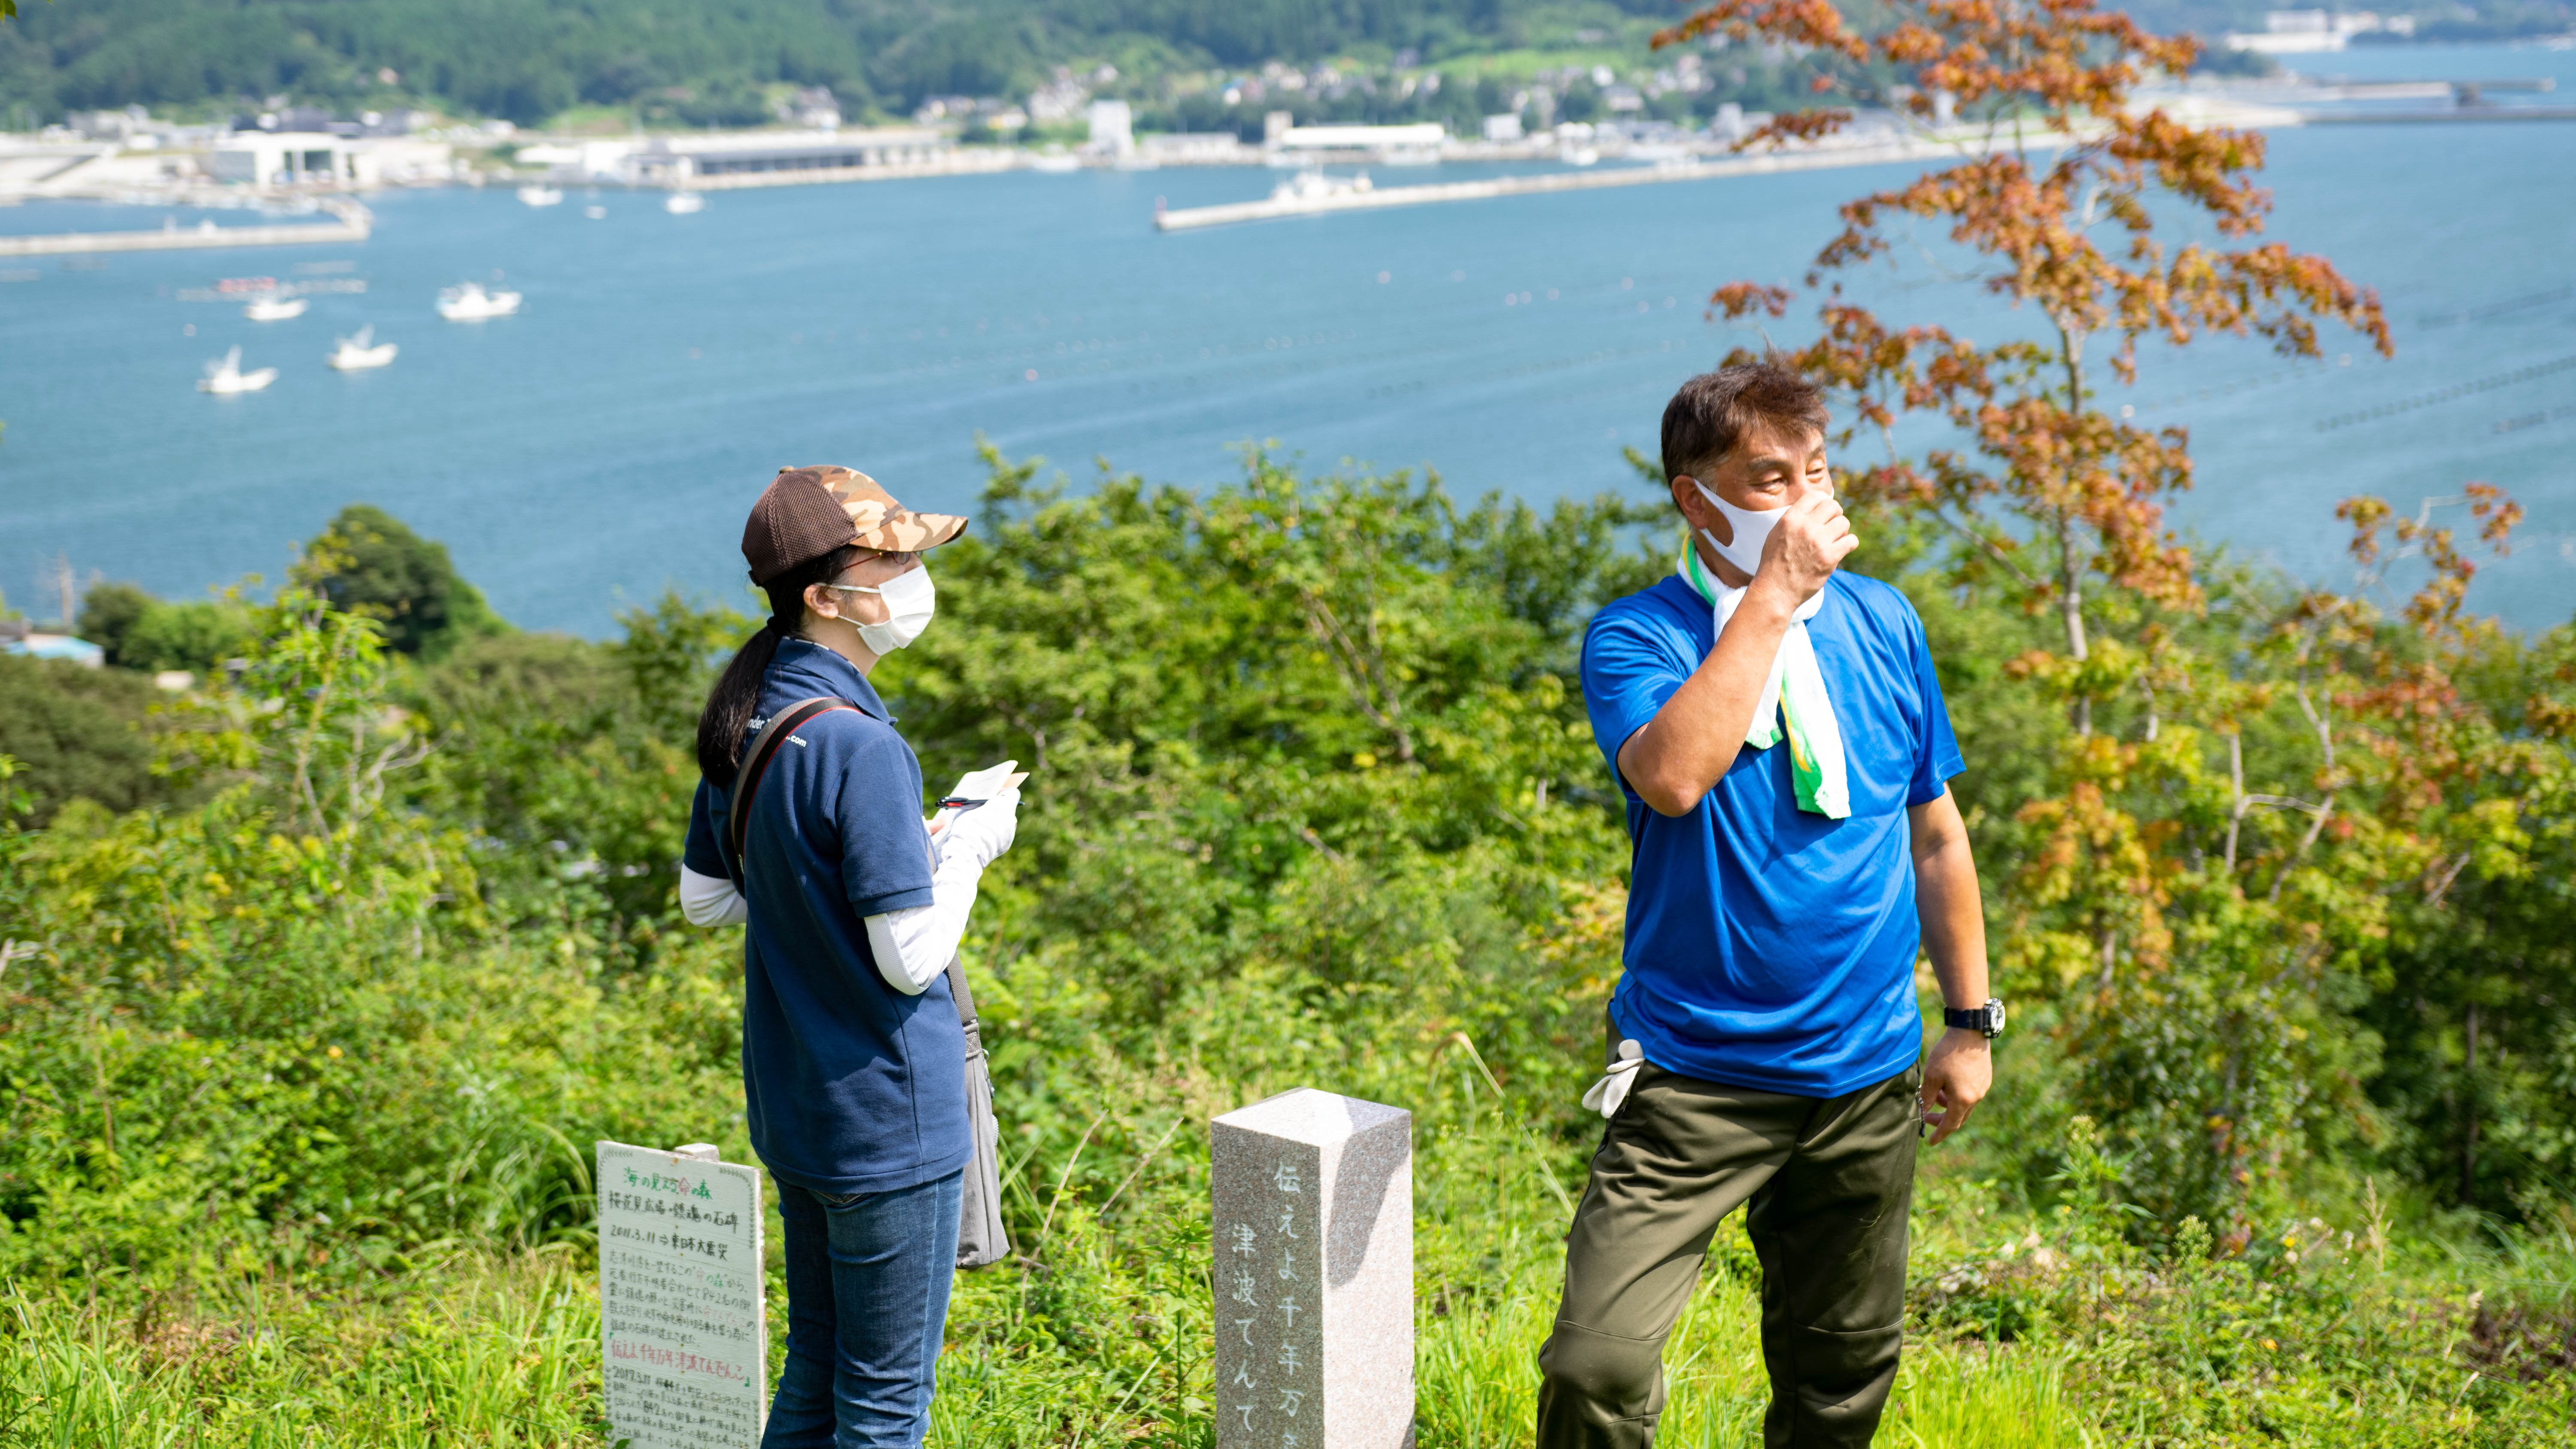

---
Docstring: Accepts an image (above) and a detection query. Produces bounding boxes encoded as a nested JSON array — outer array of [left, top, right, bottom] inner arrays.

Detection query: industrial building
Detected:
[[620, 128, 955, 184]]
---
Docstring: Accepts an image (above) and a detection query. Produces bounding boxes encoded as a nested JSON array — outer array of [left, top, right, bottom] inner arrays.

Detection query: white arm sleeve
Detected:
[[678, 865, 748, 927], [863, 846, 986, 996]]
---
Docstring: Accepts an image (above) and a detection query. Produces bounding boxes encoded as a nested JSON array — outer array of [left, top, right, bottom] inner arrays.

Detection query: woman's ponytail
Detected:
[[693, 543, 866, 788], [696, 622, 783, 787]]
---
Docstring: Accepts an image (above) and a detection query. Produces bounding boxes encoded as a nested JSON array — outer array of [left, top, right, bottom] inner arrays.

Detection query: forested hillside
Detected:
[[18, 0, 2551, 129], [3, 0, 1687, 124]]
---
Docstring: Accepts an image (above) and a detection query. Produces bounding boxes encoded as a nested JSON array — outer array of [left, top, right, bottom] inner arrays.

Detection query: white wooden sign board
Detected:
[[597, 1140, 767, 1449]]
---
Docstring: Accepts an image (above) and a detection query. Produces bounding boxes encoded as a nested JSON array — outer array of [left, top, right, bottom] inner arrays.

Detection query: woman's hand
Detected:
[[944, 791, 1019, 870]]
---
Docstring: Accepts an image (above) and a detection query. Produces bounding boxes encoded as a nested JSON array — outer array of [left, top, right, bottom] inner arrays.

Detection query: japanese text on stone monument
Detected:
[[1212, 1089, 1413, 1449], [597, 1141, 767, 1449]]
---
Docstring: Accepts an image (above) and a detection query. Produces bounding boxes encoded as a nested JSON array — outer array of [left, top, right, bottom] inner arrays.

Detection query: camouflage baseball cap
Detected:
[[741, 465, 969, 584]]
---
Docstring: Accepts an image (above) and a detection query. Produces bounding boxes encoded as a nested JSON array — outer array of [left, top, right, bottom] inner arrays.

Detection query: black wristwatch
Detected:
[[1944, 998, 2006, 1038]]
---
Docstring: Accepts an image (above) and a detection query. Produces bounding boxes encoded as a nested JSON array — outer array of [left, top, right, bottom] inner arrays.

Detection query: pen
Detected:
[[935, 796, 986, 809]]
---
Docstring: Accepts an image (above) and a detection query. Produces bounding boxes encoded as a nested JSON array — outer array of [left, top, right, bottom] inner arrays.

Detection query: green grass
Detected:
[[0, 1233, 2091, 1449], [1888, 1346, 2090, 1449], [1409, 1216, 2096, 1449], [0, 1251, 602, 1448], [7, 1156, 2574, 1448]]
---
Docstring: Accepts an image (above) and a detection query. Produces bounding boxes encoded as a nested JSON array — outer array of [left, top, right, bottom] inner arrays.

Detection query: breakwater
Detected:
[[0, 201, 371, 256], [1153, 133, 2054, 231]]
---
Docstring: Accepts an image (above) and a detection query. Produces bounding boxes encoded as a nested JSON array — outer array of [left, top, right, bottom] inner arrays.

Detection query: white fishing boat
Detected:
[[517, 184, 564, 207], [664, 191, 705, 214], [327, 325, 398, 370], [436, 281, 522, 321], [1267, 170, 1374, 205], [197, 346, 277, 395], [583, 204, 608, 220], [243, 293, 308, 321]]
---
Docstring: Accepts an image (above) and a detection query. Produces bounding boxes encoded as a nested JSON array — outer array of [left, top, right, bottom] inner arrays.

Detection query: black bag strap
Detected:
[[723, 696, 857, 887], [724, 693, 981, 1037]]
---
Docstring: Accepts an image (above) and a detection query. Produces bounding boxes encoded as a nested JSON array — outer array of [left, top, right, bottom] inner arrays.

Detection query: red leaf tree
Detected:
[[1657, 0, 2565, 1224]]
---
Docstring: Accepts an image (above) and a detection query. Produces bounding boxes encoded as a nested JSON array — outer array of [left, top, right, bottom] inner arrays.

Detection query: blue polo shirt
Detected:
[[1580, 572, 1964, 1098], [680, 637, 971, 1195]]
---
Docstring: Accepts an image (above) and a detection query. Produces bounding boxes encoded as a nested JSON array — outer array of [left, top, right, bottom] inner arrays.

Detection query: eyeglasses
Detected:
[[818, 551, 920, 598]]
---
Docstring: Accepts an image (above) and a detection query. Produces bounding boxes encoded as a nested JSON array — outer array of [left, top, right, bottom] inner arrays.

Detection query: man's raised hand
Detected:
[[1758, 489, 1859, 604]]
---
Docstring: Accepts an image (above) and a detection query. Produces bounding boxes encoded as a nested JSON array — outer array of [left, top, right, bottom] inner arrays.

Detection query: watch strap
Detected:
[[1943, 999, 2005, 1036]]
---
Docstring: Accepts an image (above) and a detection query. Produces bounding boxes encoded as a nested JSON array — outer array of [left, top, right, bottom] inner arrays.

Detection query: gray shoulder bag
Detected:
[[727, 697, 1014, 1270]]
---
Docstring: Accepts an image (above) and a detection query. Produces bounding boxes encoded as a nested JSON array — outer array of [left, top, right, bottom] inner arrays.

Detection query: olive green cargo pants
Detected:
[[1536, 1031, 1923, 1449]]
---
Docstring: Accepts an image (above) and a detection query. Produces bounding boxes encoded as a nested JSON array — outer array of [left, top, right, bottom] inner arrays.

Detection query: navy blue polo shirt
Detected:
[[1580, 571, 1965, 1098], [680, 637, 971, 1195]]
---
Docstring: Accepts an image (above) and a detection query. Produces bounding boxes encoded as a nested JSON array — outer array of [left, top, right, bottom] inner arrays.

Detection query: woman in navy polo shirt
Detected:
[[677, 465, 1021, 1449]]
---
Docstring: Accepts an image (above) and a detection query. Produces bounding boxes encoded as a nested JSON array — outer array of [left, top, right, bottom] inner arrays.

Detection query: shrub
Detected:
[[0, 654, 165, 823]]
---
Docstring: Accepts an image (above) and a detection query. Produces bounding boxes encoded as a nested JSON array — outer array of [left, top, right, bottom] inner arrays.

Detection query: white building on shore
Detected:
[[1086, 100, 1134, 158], [2226, 9, 2414, 52], [1269, 122, 1446, 165], [1138, 132, 1252, 164], [204, 131, 454, 188], [553, 128, 959, 186]]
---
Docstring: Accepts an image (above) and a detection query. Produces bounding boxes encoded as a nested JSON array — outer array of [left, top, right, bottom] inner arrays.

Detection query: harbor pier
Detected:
[[0, 200, 371, 256], [1155, 133, 2050, 232]]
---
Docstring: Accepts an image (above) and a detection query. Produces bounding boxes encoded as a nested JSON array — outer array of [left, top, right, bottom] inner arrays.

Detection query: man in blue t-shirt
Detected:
[[1539, 364, 2001, 1449]]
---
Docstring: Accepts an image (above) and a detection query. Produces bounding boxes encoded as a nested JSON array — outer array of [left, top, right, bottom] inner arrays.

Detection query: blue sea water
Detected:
[[3, 43, 2571, 634]]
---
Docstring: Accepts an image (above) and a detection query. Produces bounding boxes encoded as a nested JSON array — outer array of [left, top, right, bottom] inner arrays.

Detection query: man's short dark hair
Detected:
[[1660, 362, 1830, 480]]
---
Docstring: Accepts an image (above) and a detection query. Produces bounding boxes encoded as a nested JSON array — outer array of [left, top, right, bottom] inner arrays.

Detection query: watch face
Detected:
[[1988, 999, 2006, 1034]]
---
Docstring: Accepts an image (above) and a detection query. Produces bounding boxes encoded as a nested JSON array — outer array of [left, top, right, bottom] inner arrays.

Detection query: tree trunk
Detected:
[[2056, 323, 2092, 737], [2058, 511, 2090, 736]]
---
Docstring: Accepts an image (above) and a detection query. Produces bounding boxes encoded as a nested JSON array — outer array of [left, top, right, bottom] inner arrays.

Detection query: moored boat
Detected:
[[197, 346, 278, 395], [1268, 170, 1375, 206], [436, 281, 523, 321], [328, 325, 398, 370], [243, 294, 308, 321]]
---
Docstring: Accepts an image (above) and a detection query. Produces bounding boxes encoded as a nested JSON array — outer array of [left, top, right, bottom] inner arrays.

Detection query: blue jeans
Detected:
[[764, 1171, 963, 1449]]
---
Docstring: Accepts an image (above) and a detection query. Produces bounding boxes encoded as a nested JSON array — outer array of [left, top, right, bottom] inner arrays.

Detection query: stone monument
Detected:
[[596, 1140, 767, 1449], [1211, 1089, 1413, 1449]]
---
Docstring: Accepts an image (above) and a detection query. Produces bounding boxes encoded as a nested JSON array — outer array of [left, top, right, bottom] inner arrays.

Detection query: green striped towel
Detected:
[[1677, 535, 1850, 819]]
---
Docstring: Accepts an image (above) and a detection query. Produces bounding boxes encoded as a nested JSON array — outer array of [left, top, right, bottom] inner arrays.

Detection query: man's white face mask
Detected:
[[827, 564, 937, 654], [1691, 479, 1788, 578]]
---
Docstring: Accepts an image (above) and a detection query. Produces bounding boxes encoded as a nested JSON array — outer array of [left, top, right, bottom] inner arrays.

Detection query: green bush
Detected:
[[117, 596, 256, 673], [0, 654, 166, 824]]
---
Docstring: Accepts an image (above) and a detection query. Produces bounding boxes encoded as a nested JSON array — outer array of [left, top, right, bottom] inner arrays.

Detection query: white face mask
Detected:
[[1691, 479, 1788, 578], [827, 564, 937, 655]]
